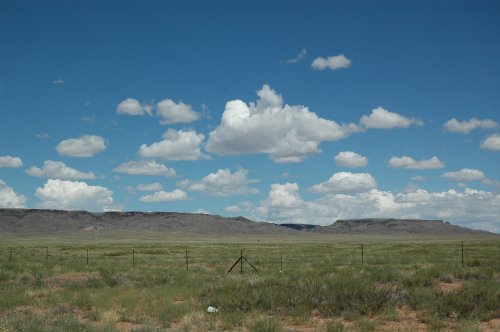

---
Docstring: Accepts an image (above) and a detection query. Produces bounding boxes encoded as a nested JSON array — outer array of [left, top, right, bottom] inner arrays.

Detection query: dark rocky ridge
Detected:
[[279, 218, 494, 235], [0, 209, 495, 236], [0, 209, 293, 235]]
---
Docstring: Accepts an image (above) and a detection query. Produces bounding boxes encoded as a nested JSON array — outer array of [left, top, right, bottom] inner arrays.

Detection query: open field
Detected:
[[0, 235, 499, 331]]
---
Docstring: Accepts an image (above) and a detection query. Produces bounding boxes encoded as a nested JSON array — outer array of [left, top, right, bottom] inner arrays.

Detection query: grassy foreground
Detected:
[[0, 236, 499, 331]]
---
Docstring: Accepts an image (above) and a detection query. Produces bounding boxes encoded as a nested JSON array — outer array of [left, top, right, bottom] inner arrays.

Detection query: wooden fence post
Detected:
[[461, 242, 464, 267], [361, 244, 364, 267]]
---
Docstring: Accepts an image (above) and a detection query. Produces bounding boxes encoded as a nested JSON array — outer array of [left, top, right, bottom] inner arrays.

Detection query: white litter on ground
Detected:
[[207, 306, 218, 313]]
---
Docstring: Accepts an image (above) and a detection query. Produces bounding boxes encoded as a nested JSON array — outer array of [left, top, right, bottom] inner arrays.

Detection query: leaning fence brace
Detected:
[[228, 250, 258, 273]]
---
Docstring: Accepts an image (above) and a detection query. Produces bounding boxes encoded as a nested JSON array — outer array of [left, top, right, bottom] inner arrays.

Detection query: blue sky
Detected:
[[1, 0, 499, 232]]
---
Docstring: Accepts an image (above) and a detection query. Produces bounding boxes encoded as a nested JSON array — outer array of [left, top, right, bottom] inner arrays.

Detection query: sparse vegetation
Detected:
[[0, 237, 498, 331]]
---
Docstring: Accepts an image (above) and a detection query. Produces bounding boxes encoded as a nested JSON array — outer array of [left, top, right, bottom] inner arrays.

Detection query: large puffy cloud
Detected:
[[139, 189, 187, 202], [206, 85, 359, 163], [0, 156, 23, 168], [481, 133, 500, 151], [179, 168, 259, 197], [442, 168, 485, 181], [113, 160, 176, 177], [56, 135, 107, 157], [268, 183, 303, 208], [444, 118, 498, 134], [0, 179, 26, 208], [258, 182, 305, 222], [26, 160, 96, 180], [253, 183, 500, 232], [157, 99, 200, 124], [389, 156, 444, 170], [311, 54, 351, 70], [35, 179, 115, 211], [116, 98, 152, 116], [139, 129, 207, 160], [334, 151, 367, 168], [360, 107, 422, 129], [311, 172, 377, 194]]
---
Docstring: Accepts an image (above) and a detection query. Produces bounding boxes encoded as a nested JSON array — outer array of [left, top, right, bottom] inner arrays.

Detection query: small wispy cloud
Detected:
[[311, 54, 352, 70], [280, 49, 307, 64], [81, 115, 96, 124], [36, 133, 50, 139], [52, 78, 64, 85]]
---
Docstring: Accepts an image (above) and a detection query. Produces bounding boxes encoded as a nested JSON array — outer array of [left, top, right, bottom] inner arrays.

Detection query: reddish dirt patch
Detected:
[[438, 281, 463, 293], [14, 305, 48, 315], [480, 318, 500, 332], [115, 321, 145, 332], [43, 272, 99, 290], [380, 307, 427, 332], [282, 311, 355, 332]]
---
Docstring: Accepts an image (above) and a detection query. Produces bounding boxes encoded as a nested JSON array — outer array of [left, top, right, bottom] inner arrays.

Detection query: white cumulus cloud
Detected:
[[35, 179, 115, 211], [113, 160, 176, 177], [179, 168, 259, 197], [389, 156, 444, 170], [444, 118, 498, 134], [0, 179, 27, 208], [360, 107, 422, 129], [116, 98, 152, 116], [334, 151, 367, 168], [311, 172, 377, 194], [252, 185, 500, 232], [26, 160, 96, 180], [205, 84, 359, 163], [139, 129, 207, 160], [481, 133, 500, 151], [157, 99, 200, 124], [0, 156, 23, 168], [442, 168, 485, 182], [56, 135, 107, 157], [140, 189, 187, 202], [256, 183, 305, 223], [311, 54, 352, 70], [26, 166, 44, 177], [268, 183, 304, 208]]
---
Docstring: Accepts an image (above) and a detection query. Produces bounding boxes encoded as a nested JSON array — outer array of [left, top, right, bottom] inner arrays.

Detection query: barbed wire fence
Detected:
[[1, 241, 499, 273]]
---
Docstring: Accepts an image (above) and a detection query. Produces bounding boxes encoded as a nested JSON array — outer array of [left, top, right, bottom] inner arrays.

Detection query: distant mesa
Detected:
[[279, 218, 494, 235], [0, 208, 289, 236], [0, 209, 495, 236]]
